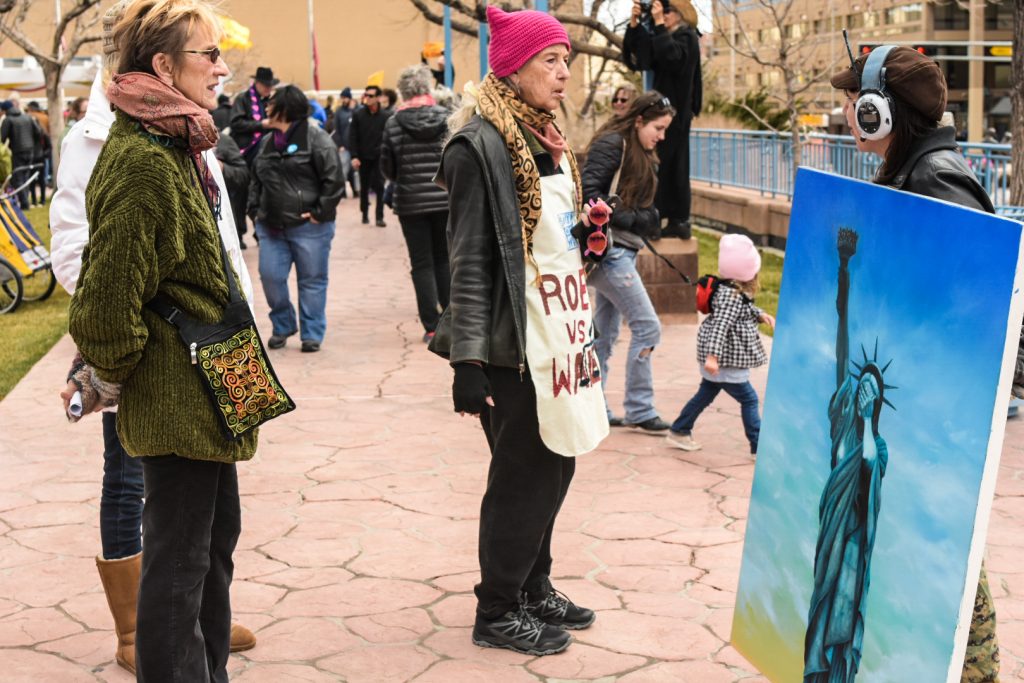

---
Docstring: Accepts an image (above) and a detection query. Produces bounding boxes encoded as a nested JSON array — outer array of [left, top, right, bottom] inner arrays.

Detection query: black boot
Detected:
[[662, 219, 692, 240]]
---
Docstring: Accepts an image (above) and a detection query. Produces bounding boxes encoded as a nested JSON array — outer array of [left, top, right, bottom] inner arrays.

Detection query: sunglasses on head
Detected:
[[642, 96, 672, 113], [180, 46, 221, 63]]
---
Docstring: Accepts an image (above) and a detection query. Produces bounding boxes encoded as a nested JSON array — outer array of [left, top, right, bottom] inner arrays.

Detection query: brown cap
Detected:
[[830, 46, 947, 121]]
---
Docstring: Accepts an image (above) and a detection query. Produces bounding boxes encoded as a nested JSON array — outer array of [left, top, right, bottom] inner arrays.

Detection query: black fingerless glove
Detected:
[[452, 362, 491, 414]]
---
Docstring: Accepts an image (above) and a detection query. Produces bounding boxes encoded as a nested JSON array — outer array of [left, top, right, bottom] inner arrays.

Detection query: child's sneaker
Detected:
[[666, 431, 701, 451]]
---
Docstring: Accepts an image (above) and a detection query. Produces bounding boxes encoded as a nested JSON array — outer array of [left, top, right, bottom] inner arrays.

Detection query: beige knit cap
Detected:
[[103, 0, 134, 55]]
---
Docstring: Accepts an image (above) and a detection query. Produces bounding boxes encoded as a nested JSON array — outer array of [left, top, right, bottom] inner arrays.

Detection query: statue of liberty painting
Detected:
[[804, 228, 895, 682]]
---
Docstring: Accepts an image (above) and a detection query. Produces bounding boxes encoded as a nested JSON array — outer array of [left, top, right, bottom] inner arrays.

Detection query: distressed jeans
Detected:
[[255, 220, 336, 344], [588, 246, 662, 424]]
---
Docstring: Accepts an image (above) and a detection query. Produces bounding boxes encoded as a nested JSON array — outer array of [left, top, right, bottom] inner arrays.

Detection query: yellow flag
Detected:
[[366, 71, 385, 88], [218, 16, 253, 51]]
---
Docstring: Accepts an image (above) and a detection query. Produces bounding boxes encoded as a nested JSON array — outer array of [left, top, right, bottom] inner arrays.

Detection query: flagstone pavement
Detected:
[[1, 199, 1023, 682]]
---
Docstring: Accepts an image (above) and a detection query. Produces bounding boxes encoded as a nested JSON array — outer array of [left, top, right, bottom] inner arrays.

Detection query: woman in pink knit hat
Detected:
[[429, 5, 608, 657], [666, 233, 774, 453]]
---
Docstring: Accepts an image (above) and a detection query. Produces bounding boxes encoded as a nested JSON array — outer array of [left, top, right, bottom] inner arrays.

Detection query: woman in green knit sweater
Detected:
[[67, 1, 253, 679]]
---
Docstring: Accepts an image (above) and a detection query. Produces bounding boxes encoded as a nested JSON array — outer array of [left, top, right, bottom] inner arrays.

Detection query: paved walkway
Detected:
[[0, 199, 1022, 682]]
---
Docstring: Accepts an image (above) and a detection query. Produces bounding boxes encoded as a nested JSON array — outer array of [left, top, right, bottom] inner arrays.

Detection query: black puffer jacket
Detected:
[[247, 119, 345, 229], [380, 104, 449, 216], [581, 131, 660, 250], [0, 109, 39, 157]]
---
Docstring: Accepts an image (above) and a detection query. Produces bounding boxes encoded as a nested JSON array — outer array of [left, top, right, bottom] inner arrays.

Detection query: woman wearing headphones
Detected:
[[818, 46, 998, 683]]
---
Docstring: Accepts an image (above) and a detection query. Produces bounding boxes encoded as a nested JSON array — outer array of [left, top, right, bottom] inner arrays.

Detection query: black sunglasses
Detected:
[[180, 46, 221, 64], [612, 97, 630, 104]]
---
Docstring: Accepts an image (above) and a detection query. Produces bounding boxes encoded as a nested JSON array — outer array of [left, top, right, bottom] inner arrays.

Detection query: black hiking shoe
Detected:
[[525, 589, 596, 630], [472, 604, 572, 655]]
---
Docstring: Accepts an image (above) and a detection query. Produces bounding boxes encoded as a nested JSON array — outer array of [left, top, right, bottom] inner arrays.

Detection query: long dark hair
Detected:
[[586, 90, 675, 209], [875, 90, 939, 185]]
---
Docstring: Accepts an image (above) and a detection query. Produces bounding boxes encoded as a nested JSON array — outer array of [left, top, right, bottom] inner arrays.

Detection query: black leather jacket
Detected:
[[581, 131, 660, 250], [380, 104, 450, 216], [884, 125, 993, 213], [247, 119, 345, 229], [428, 116, 528, 370]]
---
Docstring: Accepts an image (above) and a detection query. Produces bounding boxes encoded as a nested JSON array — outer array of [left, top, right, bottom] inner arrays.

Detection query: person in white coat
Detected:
[[49, 1, 256, 673]]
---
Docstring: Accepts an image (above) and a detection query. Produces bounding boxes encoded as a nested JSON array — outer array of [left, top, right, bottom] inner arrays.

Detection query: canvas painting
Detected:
[[732, 168, 1024, 682]]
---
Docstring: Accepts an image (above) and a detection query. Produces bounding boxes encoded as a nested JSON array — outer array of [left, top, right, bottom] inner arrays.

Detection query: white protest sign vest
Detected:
[[523, 160, 609, 457]]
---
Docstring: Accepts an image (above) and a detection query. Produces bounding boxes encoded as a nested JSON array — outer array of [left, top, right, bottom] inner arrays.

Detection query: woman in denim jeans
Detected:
[[248, 85, 345, 353], [581, 91, 676, 432]]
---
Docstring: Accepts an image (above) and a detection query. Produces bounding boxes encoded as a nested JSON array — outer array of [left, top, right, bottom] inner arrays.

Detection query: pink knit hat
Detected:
[[487, 6, 571, 78], [719, 234, 761, 282]]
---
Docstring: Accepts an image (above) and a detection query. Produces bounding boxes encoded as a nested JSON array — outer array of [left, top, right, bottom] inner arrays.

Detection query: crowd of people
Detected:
[[32, 0, 1003, 679]]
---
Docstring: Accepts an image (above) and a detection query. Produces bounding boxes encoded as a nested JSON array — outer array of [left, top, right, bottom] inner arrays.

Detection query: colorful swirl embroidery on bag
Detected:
[[198, 328, 291, 438]]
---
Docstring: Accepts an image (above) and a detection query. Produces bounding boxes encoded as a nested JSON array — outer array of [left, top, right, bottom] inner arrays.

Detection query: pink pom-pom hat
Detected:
[[486, 6, 571, 78]]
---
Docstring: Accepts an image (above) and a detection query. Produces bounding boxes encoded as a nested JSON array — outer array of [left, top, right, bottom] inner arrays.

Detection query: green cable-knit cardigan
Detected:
[[69, 113, 257, 462]]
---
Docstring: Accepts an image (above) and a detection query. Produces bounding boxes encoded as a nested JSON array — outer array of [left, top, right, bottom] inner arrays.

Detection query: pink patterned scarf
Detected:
[[106, 72, 219, 154]]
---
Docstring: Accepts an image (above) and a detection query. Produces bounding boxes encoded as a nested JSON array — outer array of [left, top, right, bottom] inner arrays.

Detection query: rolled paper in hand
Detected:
[[587, 198, 612, 227], [68, 391, 83, 419], [585, 228, 608, 257]]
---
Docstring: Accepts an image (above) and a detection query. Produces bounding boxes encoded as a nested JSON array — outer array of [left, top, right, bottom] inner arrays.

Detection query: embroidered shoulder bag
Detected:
[[146, 240, 295, 441]]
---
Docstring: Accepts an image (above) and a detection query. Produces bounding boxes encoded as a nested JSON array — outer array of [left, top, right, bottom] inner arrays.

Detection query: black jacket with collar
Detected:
[[428, 115, 532, 370], [380, 104, 450, 216], [229, 89, 268, 161], [581, 131, 660, 250], [247, 119, 345, 229], [883, 125, 993, 213], [347, 105, 391, 161]]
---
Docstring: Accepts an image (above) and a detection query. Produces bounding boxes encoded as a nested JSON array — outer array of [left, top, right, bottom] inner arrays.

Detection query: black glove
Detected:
[[452, 362, 491, 414]]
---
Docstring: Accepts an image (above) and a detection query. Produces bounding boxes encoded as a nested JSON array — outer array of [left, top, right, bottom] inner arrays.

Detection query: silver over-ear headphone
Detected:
[[854, 45, 897, 142]]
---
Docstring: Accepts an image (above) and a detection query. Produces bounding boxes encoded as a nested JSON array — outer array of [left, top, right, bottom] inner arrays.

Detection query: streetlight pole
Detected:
[[307, 0, 316, 90]]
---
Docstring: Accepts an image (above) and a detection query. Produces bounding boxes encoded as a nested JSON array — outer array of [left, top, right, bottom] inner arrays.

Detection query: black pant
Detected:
[[655, 119, 692, 223], [358, 157, 385, 221], [398, 211, 451, 333], [11, 153, 32, 210], [137, 456, 240, 683], [475, 366, 576, 618]]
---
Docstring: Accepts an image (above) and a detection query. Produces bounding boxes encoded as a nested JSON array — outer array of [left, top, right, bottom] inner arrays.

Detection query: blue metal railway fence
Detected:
[[690, 129, 1020, 219]]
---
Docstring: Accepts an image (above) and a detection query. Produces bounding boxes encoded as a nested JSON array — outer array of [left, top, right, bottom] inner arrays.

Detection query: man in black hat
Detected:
[[230, 66, 279, 167]]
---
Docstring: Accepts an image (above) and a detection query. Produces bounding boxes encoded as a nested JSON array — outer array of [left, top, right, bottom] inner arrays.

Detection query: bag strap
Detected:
[[638, 233, 693, 285]]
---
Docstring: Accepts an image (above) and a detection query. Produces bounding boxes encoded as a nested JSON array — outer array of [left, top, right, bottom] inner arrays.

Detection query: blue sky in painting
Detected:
[[734, 169, 1022, 681]]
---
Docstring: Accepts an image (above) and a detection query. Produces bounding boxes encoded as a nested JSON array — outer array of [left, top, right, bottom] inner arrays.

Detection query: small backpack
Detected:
[[695, 275, 734, 315]]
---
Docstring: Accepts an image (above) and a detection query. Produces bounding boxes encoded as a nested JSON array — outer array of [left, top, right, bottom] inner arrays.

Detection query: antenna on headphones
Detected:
[[842, 29, 856, 68]]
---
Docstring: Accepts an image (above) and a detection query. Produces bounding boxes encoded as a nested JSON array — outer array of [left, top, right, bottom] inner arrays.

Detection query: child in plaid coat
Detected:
[[667, 234, 774, 453]]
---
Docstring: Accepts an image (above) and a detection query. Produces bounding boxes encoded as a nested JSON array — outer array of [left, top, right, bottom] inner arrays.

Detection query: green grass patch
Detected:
[[694, 227, 783, 336], [0, 201, 70, 402]]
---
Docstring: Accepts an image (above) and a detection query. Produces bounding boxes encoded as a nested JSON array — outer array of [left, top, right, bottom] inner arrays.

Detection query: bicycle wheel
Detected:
[[21, 266, 56, 302], [0, 258, 23, 314]]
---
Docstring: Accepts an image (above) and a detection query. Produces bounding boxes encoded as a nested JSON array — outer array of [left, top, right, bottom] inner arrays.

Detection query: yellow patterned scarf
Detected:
[[476, 74, 581, 267]]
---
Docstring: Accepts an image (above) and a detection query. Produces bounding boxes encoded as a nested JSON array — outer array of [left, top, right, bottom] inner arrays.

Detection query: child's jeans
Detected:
[[671, 379, 761, 453]]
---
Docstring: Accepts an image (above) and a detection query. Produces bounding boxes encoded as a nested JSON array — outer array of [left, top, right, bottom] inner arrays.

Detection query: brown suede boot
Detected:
[[95, 552, 141, 674]]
